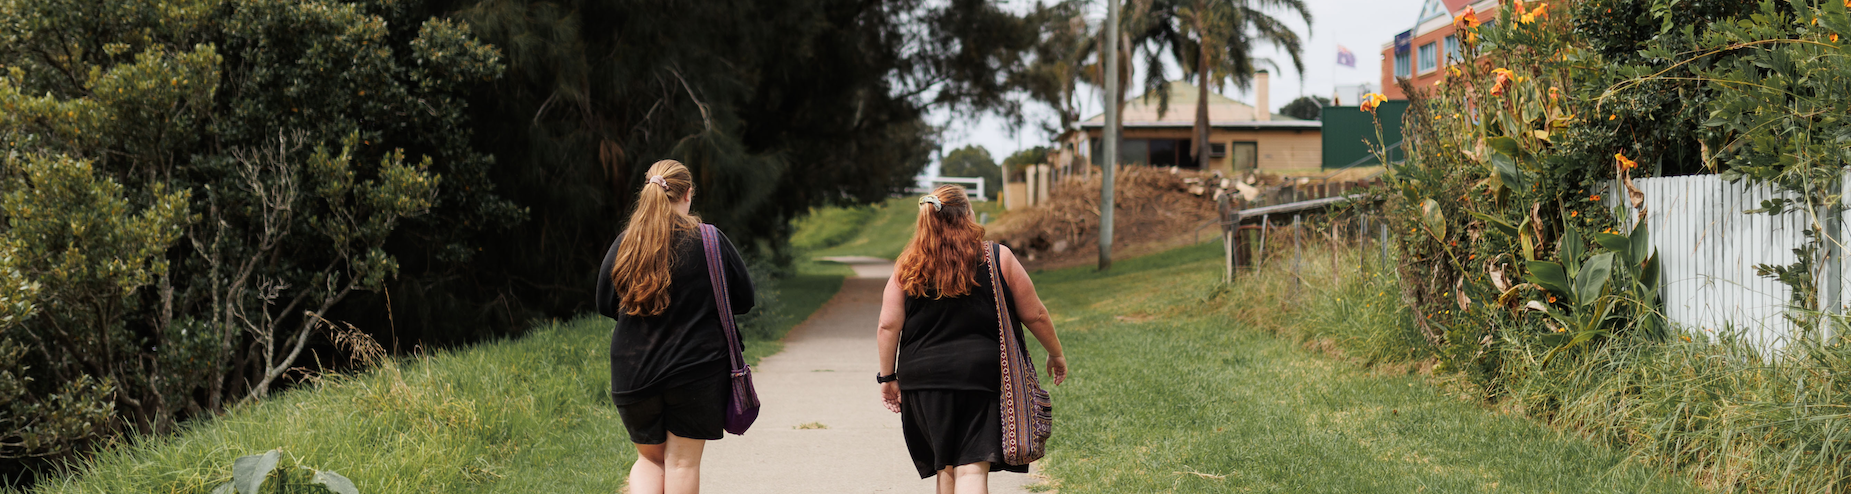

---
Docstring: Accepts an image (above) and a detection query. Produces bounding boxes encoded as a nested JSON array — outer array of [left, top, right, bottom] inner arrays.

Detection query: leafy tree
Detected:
[[0, 0, 505, 477], [439, 0, 1047, 332], [1130, 0, 1310, 168], [939, 145, 1000, 199], [1279, 95, 1328, 120], [1003, 146, 1052, 180]]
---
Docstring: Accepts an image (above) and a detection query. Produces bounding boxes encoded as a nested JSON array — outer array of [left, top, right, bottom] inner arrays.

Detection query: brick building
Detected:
[[1378, 0, 1500, 100]]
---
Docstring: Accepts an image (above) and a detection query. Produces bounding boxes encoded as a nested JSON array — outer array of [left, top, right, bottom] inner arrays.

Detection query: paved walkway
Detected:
[[702, 258, 1038, 493]]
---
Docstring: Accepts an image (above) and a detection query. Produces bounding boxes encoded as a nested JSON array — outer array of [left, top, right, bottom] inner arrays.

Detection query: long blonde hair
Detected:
[[894, 185, 985, 298], [610, 160, 698, 316]]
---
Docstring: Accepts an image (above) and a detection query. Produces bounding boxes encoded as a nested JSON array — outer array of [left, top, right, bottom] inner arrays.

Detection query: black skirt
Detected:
[[900, 389, 1031, 479]]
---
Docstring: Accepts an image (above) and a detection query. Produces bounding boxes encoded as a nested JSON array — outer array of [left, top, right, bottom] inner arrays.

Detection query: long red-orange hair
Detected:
[[894, 185, 986, 298], [610, 160, 698, 316]]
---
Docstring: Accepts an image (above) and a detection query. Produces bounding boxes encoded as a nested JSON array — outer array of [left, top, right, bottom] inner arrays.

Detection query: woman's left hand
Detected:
[[1045, 355, 1067, 385], [880, 381, 901, 413]]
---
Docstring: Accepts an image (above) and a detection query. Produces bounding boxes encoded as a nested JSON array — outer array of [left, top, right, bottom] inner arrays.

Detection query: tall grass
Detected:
[[1237, 222, 1851, 492]]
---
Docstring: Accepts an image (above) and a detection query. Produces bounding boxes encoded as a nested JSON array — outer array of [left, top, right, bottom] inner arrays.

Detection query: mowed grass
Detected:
[[20, 273, 844, 494], [795, 196, 1002, 260], [1027, 241, 1698, 493]]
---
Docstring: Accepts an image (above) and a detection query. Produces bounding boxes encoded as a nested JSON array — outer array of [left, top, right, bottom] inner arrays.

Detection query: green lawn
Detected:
[[793, 197, 1002, 260], [1027, 242, 1698, 493]]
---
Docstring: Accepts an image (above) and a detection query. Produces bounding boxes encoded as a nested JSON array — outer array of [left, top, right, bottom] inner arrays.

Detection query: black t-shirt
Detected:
[[897, 252, 1016, 392], [597, 226, 754, 405]]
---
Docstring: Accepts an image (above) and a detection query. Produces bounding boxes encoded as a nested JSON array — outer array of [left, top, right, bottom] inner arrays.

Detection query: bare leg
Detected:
[[936, 466, 956, 494], [662, 432, 707, 494], [952, 462, 989, 494], [629, 442, 667, 494]]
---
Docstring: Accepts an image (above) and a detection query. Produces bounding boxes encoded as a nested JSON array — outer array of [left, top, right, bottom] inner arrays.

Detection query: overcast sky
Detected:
[[926, 0, 1424, 172]]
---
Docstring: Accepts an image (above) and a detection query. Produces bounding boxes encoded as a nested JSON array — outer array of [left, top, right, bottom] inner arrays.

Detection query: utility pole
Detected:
[[1099, 0, 1119, 271]]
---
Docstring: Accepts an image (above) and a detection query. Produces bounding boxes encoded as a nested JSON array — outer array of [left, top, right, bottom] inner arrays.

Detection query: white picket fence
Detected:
[[1606, 174, 1839, 353]]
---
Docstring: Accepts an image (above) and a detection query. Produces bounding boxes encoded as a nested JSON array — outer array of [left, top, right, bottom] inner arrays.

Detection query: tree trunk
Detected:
[[1194, 4, 1213, 171]]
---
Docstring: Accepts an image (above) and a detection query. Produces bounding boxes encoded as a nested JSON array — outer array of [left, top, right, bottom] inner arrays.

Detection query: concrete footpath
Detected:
[[701, 257, 1039, 493]]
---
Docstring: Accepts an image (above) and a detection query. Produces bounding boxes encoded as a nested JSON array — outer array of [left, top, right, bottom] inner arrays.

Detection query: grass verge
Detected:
[[1028, 240, 1699, 492], [17, 270, 844, 494], [794, 197, 1001, 260]]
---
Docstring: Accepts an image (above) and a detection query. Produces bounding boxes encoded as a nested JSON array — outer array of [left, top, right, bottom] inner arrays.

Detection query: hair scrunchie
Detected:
[[919, 194, 943, 212], [647, 175, 669, 190]]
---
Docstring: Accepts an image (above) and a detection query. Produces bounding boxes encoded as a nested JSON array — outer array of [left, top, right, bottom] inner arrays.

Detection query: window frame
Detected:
[[1394, 52, 1411, 78], [1444, 35, 1460, 64], [1417, 42, 1437, 73]]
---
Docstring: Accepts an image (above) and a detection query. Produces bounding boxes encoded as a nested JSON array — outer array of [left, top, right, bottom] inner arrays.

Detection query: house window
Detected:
[[1394, 52, 1411, 78], [1418, 42, 1437, 73], [1229, 142, 1258, 171], [1088, 138, 1200, 168], [1445, 35, 1460, 63]]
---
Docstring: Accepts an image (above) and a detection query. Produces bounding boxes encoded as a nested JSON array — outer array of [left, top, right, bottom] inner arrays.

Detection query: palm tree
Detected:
[[1131, 0, 1310, 170]]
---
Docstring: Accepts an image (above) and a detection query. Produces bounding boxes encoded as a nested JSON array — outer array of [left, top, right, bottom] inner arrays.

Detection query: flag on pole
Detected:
[[1336, 45, 1356, 68]]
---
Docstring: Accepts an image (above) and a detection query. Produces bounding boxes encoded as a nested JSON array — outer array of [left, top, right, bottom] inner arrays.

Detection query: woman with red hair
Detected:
[[875, 184, 1068, 493]]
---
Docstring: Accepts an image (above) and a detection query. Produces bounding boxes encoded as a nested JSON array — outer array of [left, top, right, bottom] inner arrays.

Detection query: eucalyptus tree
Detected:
[[1130, 0, 1309, 169]]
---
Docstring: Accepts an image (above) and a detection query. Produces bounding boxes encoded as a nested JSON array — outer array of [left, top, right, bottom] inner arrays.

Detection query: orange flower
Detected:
[[1490, 68, 1515, 96], [1548, 86, 1561, 101], [1361, 92, 1389, 113], [1570, 211, 1579, 217], [1514, 0, 1527, 15], [1609, 114, 1618, 120], [1547, 295, 1557, 303], [1590, 195, 1601, 201], [1615, 152, 1638, 170], [1454, 6, 1480, 30], [1521, 3, 1549, 24]]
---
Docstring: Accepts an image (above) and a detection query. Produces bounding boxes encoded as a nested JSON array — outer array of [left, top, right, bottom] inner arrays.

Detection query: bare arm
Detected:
[[999, 245, 1067, 385], [876, 272, 906, 412]]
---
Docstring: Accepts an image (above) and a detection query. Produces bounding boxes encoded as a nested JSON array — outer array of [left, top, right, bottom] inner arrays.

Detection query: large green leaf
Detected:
[[1421, 198, 1448, 240], [232, 450, 281, 494], [1526, 261, 1570, 298], [1489, 152, 1531, 195], [1629, 219, 1652, 266], [1468, 210, 1519, 238], [1592, 232, 1630, 262], [1492, 122, 1526, 155], [311, 470, 360, 494], [1575, 252, 1616, 307], [1640, 251, 1661, 288], [1519, 215, 1537, 261], [1561, 225, 1585, 277]]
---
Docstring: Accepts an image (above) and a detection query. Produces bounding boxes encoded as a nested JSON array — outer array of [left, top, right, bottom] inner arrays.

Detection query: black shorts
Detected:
[[615, 372, 730, 444]]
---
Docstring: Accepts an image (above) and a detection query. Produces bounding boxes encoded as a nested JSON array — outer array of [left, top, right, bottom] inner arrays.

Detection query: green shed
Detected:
[[1321, 100, 1408, 170]]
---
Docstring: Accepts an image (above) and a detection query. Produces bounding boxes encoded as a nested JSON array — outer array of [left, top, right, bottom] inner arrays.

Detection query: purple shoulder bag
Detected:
[[699, 224, 760, 435]]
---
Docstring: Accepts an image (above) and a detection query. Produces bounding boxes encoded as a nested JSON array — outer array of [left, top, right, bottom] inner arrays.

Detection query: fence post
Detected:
[[1218, 191, 1234, 283], [1257, 214, 1270, 269], [1380, 221, 1388, 271], [1362, 213, 1377, 275], [1293, 214, 1303, 291]]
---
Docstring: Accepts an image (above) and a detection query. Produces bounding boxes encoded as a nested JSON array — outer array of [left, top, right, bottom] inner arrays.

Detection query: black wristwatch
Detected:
[[876, 372, 898, 383]]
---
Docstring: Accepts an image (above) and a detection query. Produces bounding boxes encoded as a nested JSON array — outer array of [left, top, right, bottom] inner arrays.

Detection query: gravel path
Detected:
[[700, 258, 1039, 493]]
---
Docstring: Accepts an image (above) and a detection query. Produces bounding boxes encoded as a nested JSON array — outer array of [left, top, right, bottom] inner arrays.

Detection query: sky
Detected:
[[925, 0, 1425, 173]]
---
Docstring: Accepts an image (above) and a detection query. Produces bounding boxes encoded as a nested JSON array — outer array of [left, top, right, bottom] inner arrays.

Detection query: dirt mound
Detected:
[[987, 166, 1224, 270]]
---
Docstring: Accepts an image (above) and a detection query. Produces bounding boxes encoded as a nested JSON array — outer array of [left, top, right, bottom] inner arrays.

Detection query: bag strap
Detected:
[[699, 224, 747, 374]]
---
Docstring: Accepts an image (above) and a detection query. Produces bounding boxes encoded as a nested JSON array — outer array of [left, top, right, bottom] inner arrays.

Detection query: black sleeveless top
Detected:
[[897, 252, 1016, 392]]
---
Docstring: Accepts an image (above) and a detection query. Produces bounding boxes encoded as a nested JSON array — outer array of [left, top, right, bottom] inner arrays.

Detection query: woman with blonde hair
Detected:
[[875, 184, 1067, 494], [597, 160, 754, 494]]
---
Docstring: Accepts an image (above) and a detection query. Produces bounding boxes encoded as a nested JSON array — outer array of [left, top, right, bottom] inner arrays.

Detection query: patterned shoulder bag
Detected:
[[986, 241, 1052, 465]]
